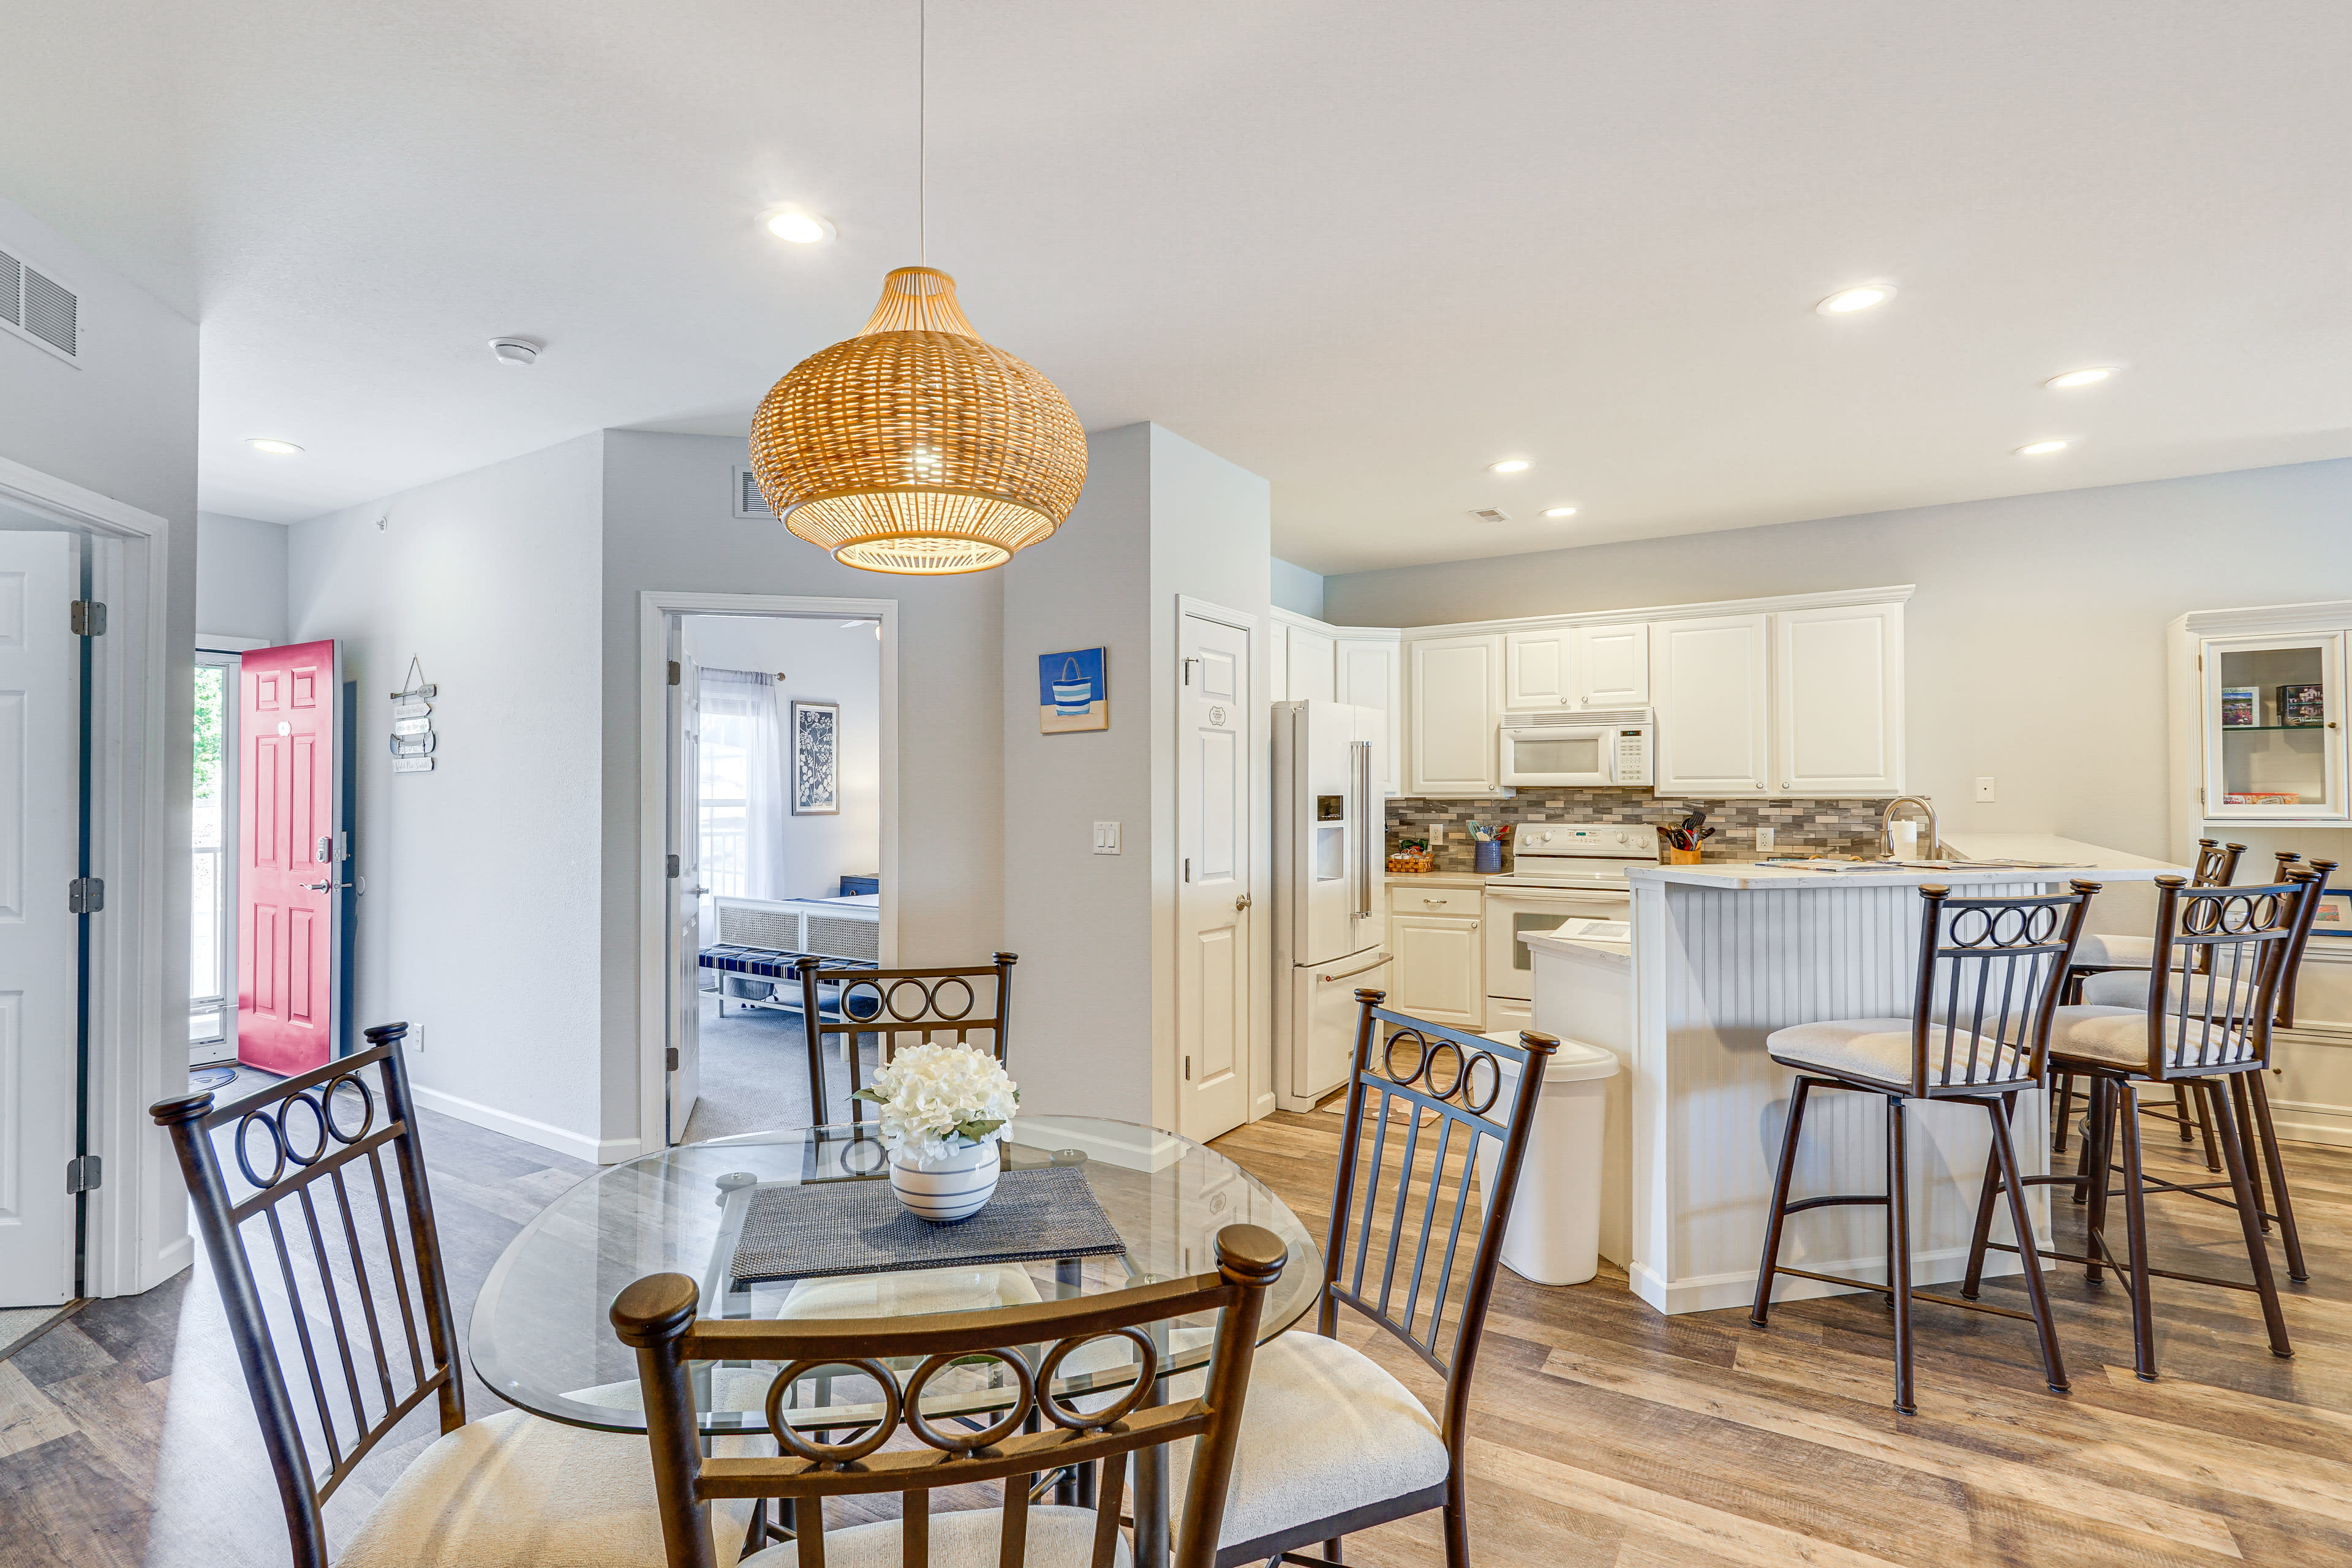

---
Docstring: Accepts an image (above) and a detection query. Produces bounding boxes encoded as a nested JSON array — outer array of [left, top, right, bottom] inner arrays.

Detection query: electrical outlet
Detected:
[[1092, 821, 1121, 855], [407, 1023, 423, 1053], [1430, 823, 1444, 844], [1754, 826, 1776, 852], [1975, 777, 1997, 802]]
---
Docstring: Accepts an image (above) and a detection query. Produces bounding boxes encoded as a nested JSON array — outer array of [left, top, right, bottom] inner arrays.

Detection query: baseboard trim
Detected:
[[1633, 1242, 2027, 1316], [409, 1084, 633, 1165]]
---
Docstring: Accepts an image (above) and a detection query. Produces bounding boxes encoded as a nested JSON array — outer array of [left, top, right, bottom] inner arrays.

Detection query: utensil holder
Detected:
[[1474, 840, 1503, 873], [1662, 846, 1703, 865]]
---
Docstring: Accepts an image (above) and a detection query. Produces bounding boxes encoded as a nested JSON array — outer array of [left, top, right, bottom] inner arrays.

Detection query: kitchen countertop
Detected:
[[1629, 845, 2187, 891], [1382, 871, 1490, 889]]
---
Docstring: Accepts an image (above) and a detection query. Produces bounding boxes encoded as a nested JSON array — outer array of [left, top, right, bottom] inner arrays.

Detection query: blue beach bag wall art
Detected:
[[1038, 648, 1109, 733]]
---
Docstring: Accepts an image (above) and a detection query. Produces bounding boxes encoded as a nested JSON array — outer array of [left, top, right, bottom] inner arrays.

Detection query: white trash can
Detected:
[[1472, 1031, 1619, 1286]]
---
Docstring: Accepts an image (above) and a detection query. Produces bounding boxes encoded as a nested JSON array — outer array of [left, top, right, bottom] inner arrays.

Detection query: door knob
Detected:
[[1234, 894, 1252, 911]]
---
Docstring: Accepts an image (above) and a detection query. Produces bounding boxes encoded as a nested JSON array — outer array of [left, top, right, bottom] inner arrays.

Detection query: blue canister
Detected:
[[1473, 839, 1502, 873]]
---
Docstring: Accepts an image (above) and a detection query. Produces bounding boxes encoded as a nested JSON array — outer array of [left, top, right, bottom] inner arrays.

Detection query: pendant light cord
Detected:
[[918, 0, 927, 265]]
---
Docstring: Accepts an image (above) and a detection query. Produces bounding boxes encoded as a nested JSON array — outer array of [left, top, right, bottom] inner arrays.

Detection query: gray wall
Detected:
[[288, 435, 609, 1156], [195, 511, 289, 644], [1270, 557, 1324, 619], [1327, 458, 2352, 893], [599, 430, 1007, 1145]]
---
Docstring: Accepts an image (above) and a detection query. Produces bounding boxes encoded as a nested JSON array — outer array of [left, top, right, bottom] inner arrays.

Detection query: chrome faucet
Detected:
[[1881, 795, 1940, 860]]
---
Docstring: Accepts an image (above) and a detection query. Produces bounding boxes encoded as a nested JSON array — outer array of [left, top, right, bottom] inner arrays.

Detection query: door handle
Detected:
[[1234, 894, 1251, 911], [302, 880, 353, 892]]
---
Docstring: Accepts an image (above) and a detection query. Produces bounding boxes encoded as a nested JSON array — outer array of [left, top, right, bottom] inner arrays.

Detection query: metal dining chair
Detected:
[[794, 952, 1016, 1125], [612, 1224, 1289, 1568], [1967, 872, 2314, 1381], [151, 1023, 761, 1568], [1157, 991, 1556, 1568]]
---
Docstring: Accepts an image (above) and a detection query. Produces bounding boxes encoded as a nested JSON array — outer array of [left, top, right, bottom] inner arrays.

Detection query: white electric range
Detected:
[[1482, 824, 1660, 1031]]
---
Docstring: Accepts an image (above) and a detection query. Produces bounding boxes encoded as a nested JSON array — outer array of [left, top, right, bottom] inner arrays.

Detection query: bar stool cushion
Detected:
[[1163, 1329, 1450, 1548], [742, 1506, 1129, 1568], [2071, 933, 2163, 969], [1767, 1017, 2018, 1091], [338, 1389, 769, 1568], [2047, 1004, 2252, 1075]]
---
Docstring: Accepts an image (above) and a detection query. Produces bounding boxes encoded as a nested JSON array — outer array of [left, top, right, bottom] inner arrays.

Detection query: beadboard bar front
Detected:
[[1597, 859, 2182, 1316]]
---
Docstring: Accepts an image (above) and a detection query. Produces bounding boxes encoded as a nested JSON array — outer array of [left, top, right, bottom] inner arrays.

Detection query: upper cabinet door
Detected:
[[1652, 614, 1770, 795], [1575, 622, 1650, 707], [1286, 624, 1336, 704], [1774, 602, 1905, 796], [1335, 636, 1403, 795], [1407, 634, 1502, 795], [1502, 630, 1572, 710], [2201, 631, 2347, 821]]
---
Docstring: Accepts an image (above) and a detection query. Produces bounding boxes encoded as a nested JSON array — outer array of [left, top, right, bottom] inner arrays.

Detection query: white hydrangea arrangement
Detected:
[[853, 1042, 1021, 1163]]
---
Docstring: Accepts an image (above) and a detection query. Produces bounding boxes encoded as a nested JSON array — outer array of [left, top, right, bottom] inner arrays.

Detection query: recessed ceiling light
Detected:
[[1487, 459, 1531, 473], [2015, 439, 2070, 456], [1815, 284, 1894, 315], [2043, 367, 2113, 390], [766, 209, 836, 244], [1542, 506, 1577, 518], [247, 439, 303, 456]]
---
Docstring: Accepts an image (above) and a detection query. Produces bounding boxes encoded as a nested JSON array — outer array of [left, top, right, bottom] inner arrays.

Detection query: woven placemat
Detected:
[[729, 1164, 1128, 1286]]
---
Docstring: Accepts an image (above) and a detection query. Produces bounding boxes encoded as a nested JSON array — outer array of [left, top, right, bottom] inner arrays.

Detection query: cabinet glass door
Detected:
[[2204, 633, 2345, 820]]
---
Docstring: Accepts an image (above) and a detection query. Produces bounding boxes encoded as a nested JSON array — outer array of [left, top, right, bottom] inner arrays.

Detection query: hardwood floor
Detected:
[[2, 1082, 2343, 1567], [1207, 1104, 2352, 1567]]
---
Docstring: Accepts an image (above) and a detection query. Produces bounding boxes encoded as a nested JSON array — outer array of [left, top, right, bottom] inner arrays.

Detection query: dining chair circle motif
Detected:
[[901, 1348, 1035, 1453], [764, 1357, 903, 1466], [1035, 1327, 1160, 1431]]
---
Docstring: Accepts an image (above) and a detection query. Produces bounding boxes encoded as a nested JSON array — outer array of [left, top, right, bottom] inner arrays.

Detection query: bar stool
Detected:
[[1966, 872, 2313, 1381], [2070, 858, 2332, 1281], [1752, 881, 2097, 1414], [2053, 838, 2243, 1163]]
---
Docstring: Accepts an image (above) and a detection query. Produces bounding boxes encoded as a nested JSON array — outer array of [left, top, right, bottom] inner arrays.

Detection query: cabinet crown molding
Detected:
[[1398, 583, 1915, 641], [2177, 599, 2352, 636], [1270, 606, 1401, 640]]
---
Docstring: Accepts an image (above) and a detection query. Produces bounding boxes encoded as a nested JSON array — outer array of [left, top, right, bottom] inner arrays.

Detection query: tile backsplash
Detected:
[[1387, 790, 1891, 871]]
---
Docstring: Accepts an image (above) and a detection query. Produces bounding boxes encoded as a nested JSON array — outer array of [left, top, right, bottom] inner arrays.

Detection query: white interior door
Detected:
[[666, 624, 703, 1142], [0, 531, 78, 1306], [1178, 609, 1253, 1142]]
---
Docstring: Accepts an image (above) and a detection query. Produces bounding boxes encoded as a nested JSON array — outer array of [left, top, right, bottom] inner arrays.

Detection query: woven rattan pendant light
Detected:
[[748, 4, 1086, 575]]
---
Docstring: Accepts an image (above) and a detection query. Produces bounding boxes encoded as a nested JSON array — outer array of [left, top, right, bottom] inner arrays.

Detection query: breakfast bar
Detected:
[[1526, 846, 2186, 1315]]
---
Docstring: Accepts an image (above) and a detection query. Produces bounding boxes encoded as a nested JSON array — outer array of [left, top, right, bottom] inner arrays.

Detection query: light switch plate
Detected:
[[1974, 777, 1997, 802], [1093, 821, 1121, 855]]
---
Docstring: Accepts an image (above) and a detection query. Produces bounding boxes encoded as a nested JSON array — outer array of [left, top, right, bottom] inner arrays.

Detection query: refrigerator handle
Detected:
[[1352, 739, 1376, 920]]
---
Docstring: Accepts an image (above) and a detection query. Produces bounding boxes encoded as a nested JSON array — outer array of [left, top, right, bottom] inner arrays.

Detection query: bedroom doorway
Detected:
[[639, 592, 898, 1151]]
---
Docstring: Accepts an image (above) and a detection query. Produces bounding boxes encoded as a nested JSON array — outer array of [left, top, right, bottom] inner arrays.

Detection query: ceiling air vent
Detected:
[[1467, 507, 1510, 524], [0, 247, 78, 362], [733, 465, 775, 519]]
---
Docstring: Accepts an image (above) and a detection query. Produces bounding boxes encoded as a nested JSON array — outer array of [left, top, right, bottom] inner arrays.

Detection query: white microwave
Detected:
[[1499, 707, 1654, 788]]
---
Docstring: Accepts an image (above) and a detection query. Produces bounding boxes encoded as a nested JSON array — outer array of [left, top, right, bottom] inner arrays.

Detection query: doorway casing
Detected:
[[635, 590, 899, 1155]]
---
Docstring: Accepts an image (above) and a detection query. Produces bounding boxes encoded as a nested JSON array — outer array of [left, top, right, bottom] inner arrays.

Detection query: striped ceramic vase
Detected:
[[889, 1136, 1003, 1224]]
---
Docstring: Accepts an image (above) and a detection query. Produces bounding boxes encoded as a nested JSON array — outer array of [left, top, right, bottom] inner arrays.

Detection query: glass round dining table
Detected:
[[469, 1115, 1323, 1438]]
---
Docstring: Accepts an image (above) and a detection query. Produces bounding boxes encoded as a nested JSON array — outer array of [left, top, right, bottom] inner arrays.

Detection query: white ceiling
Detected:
[[7, 2, 2350, 572]]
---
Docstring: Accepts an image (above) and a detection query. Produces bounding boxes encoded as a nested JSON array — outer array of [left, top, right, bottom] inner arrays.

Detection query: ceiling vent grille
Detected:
[[1467, 507, 1510, 524], [0, 247, 78, 362], [733, 465, 775, 519]]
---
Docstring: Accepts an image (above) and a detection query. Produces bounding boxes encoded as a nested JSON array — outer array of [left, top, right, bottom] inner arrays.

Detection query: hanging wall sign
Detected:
[[391, 657, 439, 774]]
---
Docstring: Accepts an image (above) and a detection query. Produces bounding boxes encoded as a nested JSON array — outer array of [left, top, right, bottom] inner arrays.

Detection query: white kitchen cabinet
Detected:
[[1286, 623, 1336, 703], [1387, 913, 1485, 1030], [1503, 629, 1573, 710], [1651, 614, 1771, 795], [1335, 634, 1403, 796], [1774, 601, 1904, 796], [1406, 633, 1506, 796], [2198, 631, 2346, 821], [1576, 622, 1650, 707]]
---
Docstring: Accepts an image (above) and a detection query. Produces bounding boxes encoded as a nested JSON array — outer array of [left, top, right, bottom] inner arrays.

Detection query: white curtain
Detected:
[[701, 668, 786, 900]]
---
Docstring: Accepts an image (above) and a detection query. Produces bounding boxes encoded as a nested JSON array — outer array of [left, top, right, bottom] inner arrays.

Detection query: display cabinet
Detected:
[[2172, 604, 2352, 828]]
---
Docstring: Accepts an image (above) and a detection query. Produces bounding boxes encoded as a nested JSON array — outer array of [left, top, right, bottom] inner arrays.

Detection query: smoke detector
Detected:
[[489, 337, 541, 367], [1466, 507, 1510, 524]]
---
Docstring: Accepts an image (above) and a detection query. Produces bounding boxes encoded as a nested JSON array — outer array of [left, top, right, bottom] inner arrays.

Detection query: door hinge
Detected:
[[666, 1046, 680, 1071], [668, 660, 681, 686], [68, 876, 104, 913], [666, 853, 680, 878], [1184, 858, 1191, 883], [66, 1155, 101, 1194], [69, 600, 107, 636], [2198, 788, 2206, 805], [1184, 1057, 1192, 1081]]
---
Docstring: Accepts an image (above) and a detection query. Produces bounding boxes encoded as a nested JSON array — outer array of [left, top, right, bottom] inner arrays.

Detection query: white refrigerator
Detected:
[[1273, 699, 1390, 1112]]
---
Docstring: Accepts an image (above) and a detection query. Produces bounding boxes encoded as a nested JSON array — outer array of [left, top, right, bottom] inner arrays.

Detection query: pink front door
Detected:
[[238, 639, 339, 1076]]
